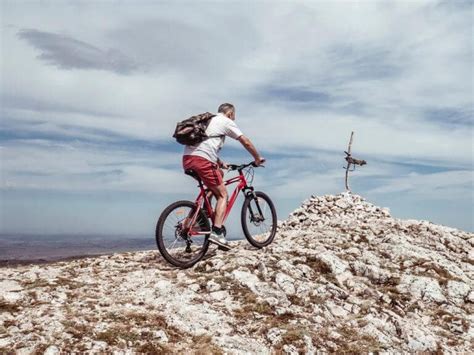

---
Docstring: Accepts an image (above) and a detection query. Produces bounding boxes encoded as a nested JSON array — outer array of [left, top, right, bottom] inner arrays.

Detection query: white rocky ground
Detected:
[[1, 193, 473, 353]]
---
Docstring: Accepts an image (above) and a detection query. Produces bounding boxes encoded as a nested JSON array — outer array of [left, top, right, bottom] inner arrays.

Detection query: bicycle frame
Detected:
[[186, 170, 251, 236]]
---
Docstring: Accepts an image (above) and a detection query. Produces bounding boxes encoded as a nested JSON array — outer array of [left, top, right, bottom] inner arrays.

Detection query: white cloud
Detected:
[[368, 169, 473, 199], [1, 1, 472, 232], [0, 139, 193, 194], [3, 1, 470, 165]]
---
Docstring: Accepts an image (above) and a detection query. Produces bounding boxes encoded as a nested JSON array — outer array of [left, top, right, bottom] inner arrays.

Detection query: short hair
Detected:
[[218, 103, 235, 115]]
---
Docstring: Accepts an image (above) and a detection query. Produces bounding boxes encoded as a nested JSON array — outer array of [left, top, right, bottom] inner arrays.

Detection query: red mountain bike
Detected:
[[156, 162, 277, 268]]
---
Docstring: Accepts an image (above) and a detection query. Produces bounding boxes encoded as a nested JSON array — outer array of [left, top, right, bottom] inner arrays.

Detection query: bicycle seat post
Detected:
[[185, 169, 205, 190]]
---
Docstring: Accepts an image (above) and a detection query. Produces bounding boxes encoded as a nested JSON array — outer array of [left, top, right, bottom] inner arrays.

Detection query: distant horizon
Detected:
[[1, 189, 472, 234]]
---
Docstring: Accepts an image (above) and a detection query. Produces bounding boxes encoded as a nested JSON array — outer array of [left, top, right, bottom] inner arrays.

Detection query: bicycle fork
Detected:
[[244, 188, 265, 223]]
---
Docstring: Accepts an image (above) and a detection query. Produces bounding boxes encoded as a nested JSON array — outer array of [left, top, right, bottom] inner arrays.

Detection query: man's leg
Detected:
[[208, 183, 228, 228], [207, 182, 231, 250]]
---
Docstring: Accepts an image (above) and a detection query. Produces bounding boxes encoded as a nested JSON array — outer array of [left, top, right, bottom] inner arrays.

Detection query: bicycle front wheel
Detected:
[[241, 191, 277, 248], [156, 200, 210, 268]]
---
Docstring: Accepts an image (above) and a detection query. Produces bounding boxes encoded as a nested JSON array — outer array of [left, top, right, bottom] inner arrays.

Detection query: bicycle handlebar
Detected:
[[227, 161, 264, 171]]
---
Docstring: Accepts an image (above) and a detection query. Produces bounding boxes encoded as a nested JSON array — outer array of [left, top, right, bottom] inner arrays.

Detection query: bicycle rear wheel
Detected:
[[156, 200, 210, 268], [241, 191, 277, 248]]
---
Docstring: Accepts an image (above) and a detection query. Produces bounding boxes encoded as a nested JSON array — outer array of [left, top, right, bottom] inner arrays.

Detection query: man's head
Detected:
[[218, 103, 235, 120]]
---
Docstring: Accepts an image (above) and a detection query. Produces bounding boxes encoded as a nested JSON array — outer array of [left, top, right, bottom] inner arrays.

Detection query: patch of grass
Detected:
[[106, 311, 128, 322], [435, 329, 461, 347], [0, 300, 20, 313], [353, 234, 369, 244], [461, 257, 474, 266], [62, 320, 90, 339], [280, 327, 304, 343], [308, 293, 325, 305], [192, 335, 224, 355], [429, 265, 463, 286], [405, 302, 422, 314], [3, 320, 16, 328], [136, 342, 170, 353], [64, 269, 79, 279], [125, 311, 149, 323], [377, 286, 411, 309], [21, 279, 51, 289], [356, 318, 369, 328], [358, 301, 373, 316], [432, 309, 470, 334], [323, 273, 342, 288], [96, 325, 140, 345], [95, 328, 119, 345], [133, 313, 182, 343], [335, 325, 382, 352], [85, 300, 98, 310], [269, 325, 313, 353], [432, 308, 453, 318], [27, 290, 38, 300], [306, 256, 331, 274], [230, 279, 274, 320], [193, 262, 212, 273], [53, 276, 85, 290], [287, 294, 305, 306], [371, 275, 401, 287], [32, 343, 51, 354], [234, 301, 273, 320], [308, 327, 332, 350], [258, 312, 298, 337]]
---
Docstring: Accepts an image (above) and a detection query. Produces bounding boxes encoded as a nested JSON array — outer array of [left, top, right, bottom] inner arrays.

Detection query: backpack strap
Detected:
[[205, 134, 225, 139]]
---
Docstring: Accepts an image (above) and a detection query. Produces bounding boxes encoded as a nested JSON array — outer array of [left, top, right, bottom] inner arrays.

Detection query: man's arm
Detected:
[[216, 158, 228, 169], [237, 135, 265, 166]]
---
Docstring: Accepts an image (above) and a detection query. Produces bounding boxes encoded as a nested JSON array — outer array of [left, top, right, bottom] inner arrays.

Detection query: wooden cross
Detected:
[[344, 131, 367, 191]]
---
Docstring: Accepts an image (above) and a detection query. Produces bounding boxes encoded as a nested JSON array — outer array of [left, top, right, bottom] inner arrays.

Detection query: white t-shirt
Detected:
[[183, 113, 243, 163]]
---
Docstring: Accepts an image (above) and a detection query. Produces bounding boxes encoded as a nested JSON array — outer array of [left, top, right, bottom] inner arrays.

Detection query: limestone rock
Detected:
[[275, 273, 296, 295], [1, 192, 472, 353], [446, 281, 471, 300], [317, 251, 347, 275], [398, 275, 446, 303]]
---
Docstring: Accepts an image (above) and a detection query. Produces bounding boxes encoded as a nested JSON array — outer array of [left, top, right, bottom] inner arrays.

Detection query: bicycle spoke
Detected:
[[242, 192, 276, 247], [157, 201, 210, 267], [168, 238, 180, 250]]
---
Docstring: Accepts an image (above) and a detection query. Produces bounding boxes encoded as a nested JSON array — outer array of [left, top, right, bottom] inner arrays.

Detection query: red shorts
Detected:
[[183, 155, 224, 187]]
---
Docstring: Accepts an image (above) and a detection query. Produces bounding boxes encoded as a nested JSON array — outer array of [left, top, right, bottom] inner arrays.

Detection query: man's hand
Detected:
[[217, 159, 229, 170], [254, 157, 266, 167]]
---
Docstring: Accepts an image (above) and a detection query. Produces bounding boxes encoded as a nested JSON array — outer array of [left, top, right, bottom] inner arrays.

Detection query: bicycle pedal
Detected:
[[217, 244, 232, 251]]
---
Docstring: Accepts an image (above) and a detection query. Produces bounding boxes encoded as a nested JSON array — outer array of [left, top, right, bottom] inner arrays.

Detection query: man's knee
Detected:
[[209, 184, 227, 199], [210, 184, 227, 200]]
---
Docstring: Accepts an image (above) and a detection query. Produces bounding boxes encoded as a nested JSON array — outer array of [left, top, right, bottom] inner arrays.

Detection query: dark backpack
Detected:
[[172, 112, 221, 146]]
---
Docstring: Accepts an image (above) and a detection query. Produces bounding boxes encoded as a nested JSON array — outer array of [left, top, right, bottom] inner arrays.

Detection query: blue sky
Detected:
[[1, 0, 472, 235]]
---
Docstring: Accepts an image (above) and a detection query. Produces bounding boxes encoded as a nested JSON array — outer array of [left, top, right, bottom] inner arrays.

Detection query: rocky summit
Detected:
[[1, 193, 473, 353]]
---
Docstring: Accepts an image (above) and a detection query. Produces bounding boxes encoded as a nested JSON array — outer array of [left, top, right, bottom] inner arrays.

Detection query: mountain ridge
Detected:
[[1, 192, 472, 353]]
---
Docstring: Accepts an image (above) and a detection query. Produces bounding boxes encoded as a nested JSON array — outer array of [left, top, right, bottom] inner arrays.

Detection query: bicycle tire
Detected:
[[241, 191, 277, 248], [156, 200, 210, 268]]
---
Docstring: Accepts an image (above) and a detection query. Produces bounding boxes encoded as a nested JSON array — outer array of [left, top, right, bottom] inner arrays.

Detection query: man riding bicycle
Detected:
[[182, 103, 265, 250]]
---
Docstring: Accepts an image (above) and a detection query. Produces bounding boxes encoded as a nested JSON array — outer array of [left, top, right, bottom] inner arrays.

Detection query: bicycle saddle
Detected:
[[185, 169, 201, 181]]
